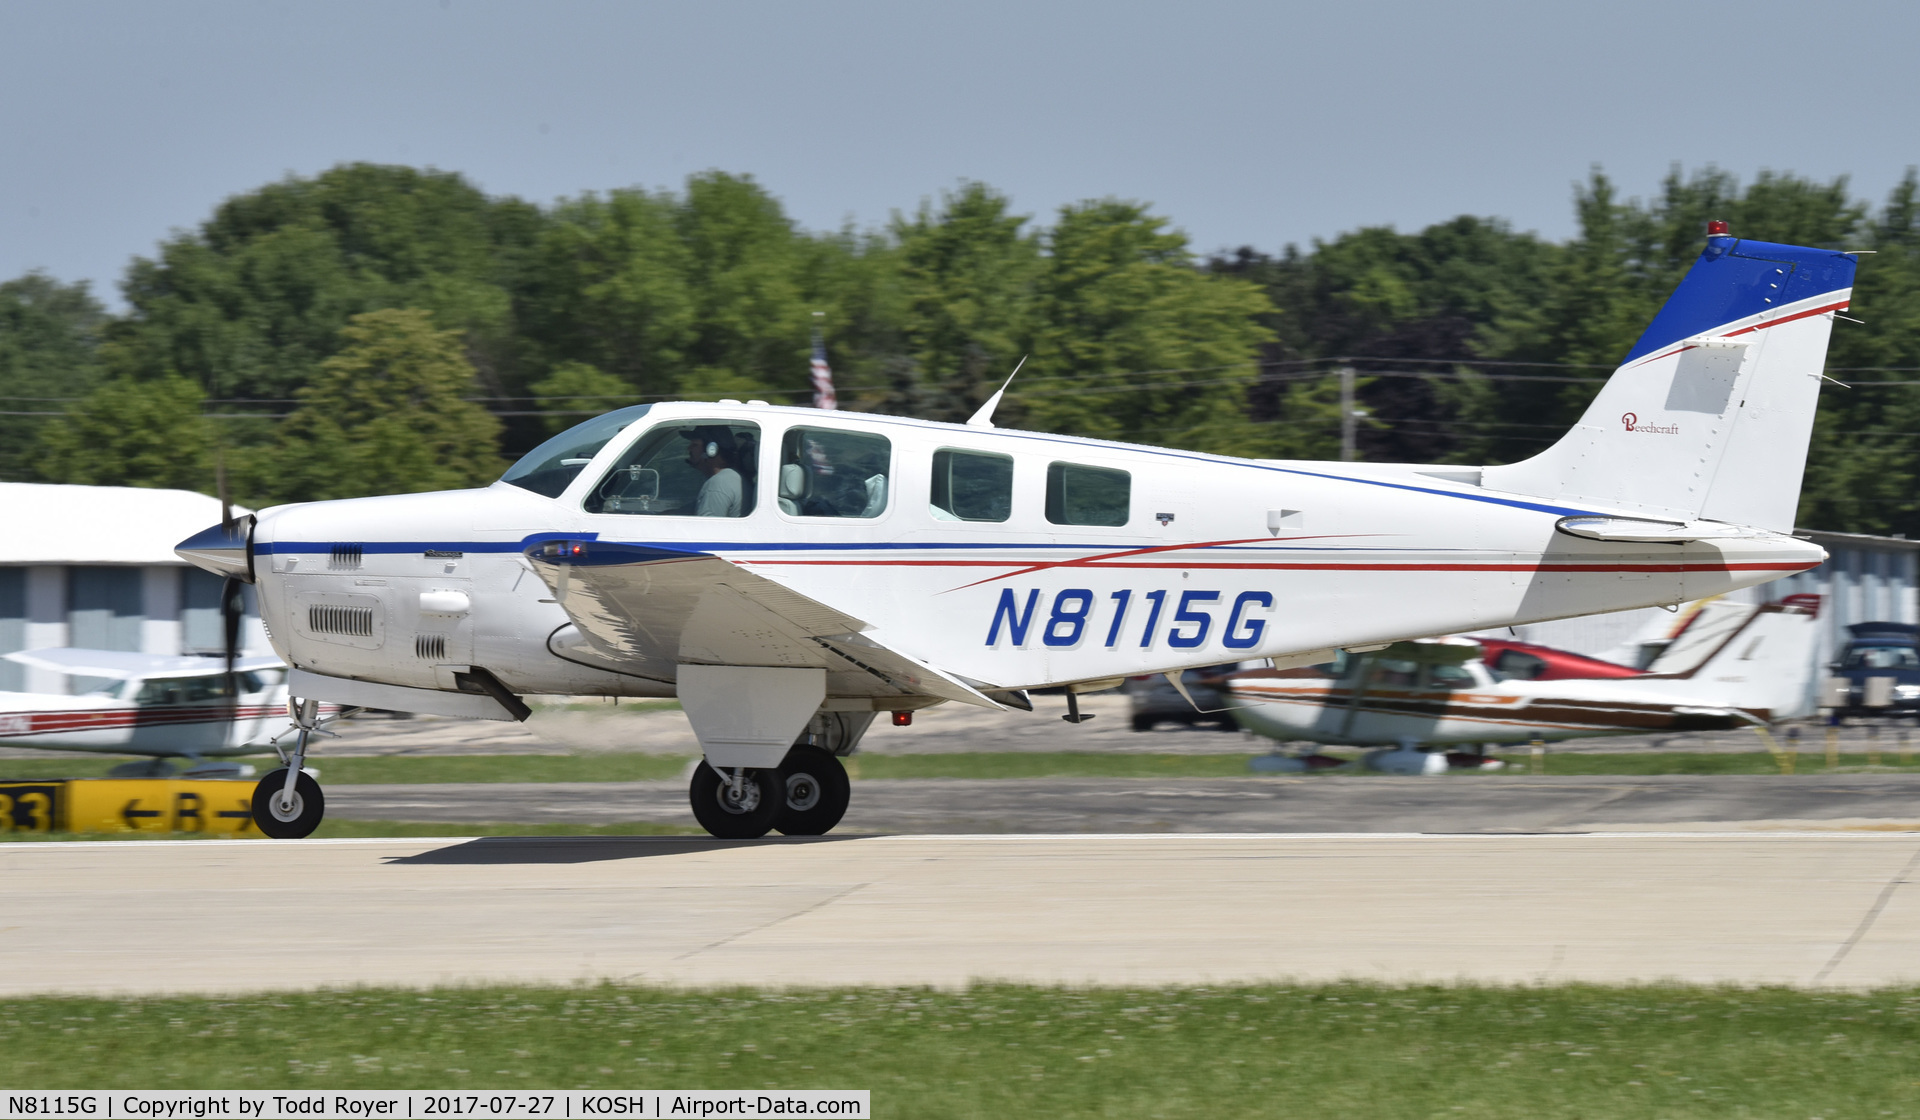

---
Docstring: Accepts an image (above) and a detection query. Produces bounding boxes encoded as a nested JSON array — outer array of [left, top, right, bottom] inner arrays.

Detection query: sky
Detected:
[[4, 0, 1917, 308]]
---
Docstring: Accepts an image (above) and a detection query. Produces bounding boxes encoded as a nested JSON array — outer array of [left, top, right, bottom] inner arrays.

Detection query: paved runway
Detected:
[[6, 833, 1918, 995], [327, 773, 1920, 833]]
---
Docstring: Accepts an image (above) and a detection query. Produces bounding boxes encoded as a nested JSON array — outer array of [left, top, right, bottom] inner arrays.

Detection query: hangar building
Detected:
[[0, 483, 265, 694]]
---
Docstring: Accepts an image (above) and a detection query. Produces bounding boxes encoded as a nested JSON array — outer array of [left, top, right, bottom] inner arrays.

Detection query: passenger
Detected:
[[683, 427, 743, 517]]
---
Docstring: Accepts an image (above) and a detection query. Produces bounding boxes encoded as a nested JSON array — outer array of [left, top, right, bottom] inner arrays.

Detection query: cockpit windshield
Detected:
[[500, 405, 653, 498]]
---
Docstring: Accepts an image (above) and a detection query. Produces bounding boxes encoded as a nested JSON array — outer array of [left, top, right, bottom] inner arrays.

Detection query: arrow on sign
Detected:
[[122, 799, 162, 829]]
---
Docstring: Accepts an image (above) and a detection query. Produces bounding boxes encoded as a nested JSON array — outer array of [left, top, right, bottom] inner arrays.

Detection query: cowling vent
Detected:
[[308, 604, 373, 638], [329, 544, 363, 570], [415, 633, 448, 661]]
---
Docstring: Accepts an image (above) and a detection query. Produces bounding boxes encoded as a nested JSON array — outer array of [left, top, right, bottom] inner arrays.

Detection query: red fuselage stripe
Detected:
[[1629, 299, 1851, 368], [740, 559, 1815, 574]]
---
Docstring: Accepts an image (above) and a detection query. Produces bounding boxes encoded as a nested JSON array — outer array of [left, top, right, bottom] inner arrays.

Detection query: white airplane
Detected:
[[1221, 595, 1820, 774], [0, 649, 296, 776], [175, 225, 1856, 838]]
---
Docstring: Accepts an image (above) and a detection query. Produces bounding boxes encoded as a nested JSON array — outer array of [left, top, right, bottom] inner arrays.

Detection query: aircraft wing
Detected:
[[528, 540, 1006, 709], [2, 648, 285, 680]]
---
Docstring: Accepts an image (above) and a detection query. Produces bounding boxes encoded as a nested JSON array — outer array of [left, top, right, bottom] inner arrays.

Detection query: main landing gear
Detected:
[[774, 744, 851, 836], [687, 743, 855, 839], [251, 697, 332, 839]]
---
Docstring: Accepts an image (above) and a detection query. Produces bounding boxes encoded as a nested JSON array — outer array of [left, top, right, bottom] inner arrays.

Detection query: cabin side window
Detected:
[[779, 427, 892, 518], [930, 448, 1013, 523], [585, 421, 760, 517], [1045, 462, 1130, 527], [1423, 663, 1476, 690], [133, 673, 259, 705]]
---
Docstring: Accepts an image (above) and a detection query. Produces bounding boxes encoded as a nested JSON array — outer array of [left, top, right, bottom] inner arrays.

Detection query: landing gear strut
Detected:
[[251, 697, 329, 839]]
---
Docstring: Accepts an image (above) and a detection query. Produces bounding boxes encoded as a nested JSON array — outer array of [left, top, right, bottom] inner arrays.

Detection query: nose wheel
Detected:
[[251, 768, 325, 838]]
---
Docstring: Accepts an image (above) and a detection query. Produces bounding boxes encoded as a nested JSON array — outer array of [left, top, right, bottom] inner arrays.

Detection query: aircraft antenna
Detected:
[[965, 355, 1026, 429]]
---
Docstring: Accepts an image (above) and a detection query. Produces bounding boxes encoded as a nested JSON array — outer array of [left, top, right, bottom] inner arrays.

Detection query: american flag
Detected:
[[809, 331, 837, 410]]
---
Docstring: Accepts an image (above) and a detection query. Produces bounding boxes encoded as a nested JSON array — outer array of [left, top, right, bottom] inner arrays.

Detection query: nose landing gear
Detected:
[[250, 696, 337, 839]]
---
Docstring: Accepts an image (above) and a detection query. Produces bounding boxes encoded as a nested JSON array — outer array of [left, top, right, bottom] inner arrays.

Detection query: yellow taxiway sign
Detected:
[[0, 779, 258, 836]]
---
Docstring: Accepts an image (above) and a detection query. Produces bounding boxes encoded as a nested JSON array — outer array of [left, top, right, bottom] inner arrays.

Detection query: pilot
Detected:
[[684, 427, 744, 517]]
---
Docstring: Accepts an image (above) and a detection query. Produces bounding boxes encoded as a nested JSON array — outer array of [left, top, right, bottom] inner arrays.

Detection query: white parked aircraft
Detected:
[[0, 649, 296, 776], [1222, 596, 1820, 774], [176, 227, 1856, 838]]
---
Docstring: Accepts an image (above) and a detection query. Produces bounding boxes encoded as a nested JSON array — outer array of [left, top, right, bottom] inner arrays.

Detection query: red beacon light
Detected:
[[891, 710, 913, 727], [1706, 219, 1731, 236]]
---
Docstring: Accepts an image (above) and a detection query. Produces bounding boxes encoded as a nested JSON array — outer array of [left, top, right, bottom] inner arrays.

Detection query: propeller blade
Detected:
[[218, 453, 233, 533], [222, 575, 243, 740]]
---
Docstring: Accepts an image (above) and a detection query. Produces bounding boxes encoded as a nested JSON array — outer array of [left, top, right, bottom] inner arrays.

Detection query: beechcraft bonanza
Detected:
[[176, 225, 1857, 838], [1222, 595, 1820, 774]]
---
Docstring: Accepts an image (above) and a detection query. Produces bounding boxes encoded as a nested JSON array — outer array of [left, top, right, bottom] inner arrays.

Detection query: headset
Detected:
[[704, 441, 719, 459]]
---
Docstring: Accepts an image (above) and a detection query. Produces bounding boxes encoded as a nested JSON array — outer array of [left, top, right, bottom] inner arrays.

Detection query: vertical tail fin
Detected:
[[1483, 233, 1857, 532]]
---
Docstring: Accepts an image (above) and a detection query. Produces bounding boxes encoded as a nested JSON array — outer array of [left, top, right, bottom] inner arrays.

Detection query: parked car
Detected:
[[1830, 621, 1920, 718], [1125, 664, 1244, 731]]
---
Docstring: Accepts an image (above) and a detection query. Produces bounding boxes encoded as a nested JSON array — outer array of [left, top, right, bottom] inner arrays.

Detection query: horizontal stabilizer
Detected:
[[1554, 516, 1757, 543]]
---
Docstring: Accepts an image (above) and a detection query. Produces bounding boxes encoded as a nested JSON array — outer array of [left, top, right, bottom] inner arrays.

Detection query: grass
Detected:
[[3, 983, 1918, 1116], [6, 750, 1920, 786]]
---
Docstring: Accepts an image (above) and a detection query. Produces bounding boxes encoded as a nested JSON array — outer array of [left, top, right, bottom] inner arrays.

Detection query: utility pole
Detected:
[[1338, 365, 1358, 461]]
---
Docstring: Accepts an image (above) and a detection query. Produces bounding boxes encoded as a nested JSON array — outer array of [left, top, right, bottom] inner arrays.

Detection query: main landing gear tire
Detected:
[[774, 745, 851, 836], [689, 764, 782, 839], [251, 768, 325, 839]]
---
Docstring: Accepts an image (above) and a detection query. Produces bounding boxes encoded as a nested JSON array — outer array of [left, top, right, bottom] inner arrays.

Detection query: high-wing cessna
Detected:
[[0, 649, 295, 776], [175, 226, 1856, 838], [1221, 595, 1820, 773]]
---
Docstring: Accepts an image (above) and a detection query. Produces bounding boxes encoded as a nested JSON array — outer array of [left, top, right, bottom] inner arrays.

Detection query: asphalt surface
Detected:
[[10, 833, 1919, 993], [326, 773, 1920, 833]]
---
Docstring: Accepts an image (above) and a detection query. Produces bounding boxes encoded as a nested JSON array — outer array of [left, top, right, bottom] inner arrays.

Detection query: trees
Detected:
[[266, 309, 503, 502], [37, 376, 213, 491], [105, 163, 538, 406], [14, 159, 1920, 535], [518, 189, 698, 398], [1021, 200, 1272, 454], [527, 362, 640, 436], [0, 273, 108, 480], [885, 183, 1041, 424], [1215, 216, 1557, 463]]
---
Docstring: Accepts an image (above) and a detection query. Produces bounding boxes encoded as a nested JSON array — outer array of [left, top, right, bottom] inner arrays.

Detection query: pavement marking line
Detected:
[[1812, 842, 1920, 986], [669, 882, 870, 963]]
